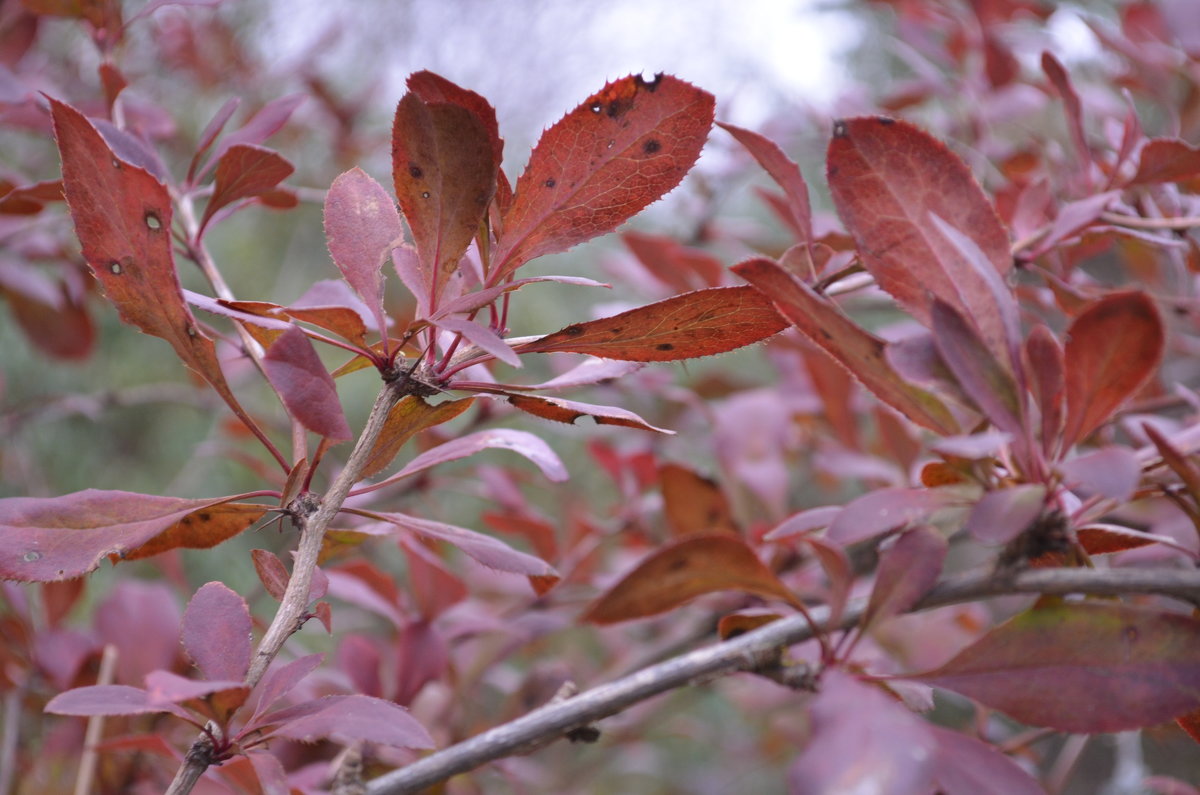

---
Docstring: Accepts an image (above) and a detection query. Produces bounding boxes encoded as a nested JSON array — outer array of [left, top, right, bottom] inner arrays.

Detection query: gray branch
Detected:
[[368, 567, 1200, 794]]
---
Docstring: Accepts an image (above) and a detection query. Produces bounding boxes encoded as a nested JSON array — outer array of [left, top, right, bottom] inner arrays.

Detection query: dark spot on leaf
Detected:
[[607, 98, 634, 119], [608, 327, 623, 334], [818, 329, 833, 341], [643, 139, 661, 155], [656, 343, 675, 351], [23, 550, 40, 562], [1123, 625, 1139, 645], [832, 120, 847, 138], [828, 166, 839, 178], [545, 178, 556, 188], [409, 164, 423, 179], [144, 211, 162, 231], [877, 116, 895, 125], [562, 324, 584, 336], [197, 512, 211, 522], [667, 556, 689, 571]]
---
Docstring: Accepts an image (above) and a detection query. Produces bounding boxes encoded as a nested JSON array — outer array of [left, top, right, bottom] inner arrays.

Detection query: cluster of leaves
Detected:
[[3, 0, 1200, 793]]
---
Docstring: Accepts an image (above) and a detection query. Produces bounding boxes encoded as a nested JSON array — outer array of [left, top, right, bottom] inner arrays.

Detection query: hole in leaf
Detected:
[[421, 191, 430, 199], [111, 159, 121, 169], [589, 102, 602, 113], [109, 261, 123, 275], [144, 211, 162, 231], [833, 120, 847, 138], [23, 550, 40, 562]]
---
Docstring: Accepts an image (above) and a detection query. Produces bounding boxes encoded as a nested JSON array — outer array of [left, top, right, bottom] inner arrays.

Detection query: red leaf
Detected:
[[0, 262, 94, 360], [504, 393, 673, 434], [49, 98, 263, 444], [805, 536, 852, 627], [362, 396, 474, 478], [1025, 325, 1065, 456], [252, 549, 290, 600], [182, 581, 252, 682], [581, 534, 800, 624], [1063, 291, 1164, 448], [491, 74, 715, 280], [391, 81, 497, 308], [264, 694, 433, 749], [200, 144, 294, 233], [44, 684, 162, 717], [909, 602, 1200, 732], [263, 325, 351, 441], [733, 258, 959, 435], [377, 512, 557, 578], [719, 122, 813, 247], [788, 671, 936, 795], [1131, 138, 1200, 185], [405, 70, 502, 164], [928, 726, 1043, 795], [828, 487, 963, 545], [323, 167, 400, 334], [862, 526, 947, 632], [0, 490, 261, 581], [622, 230, 724, 291], [401, 537, 467, 620], [659, 463, 739, 537], [825, 117, 1013, 357], [122, 502, 267, 561], [516, 286, 786, 362]]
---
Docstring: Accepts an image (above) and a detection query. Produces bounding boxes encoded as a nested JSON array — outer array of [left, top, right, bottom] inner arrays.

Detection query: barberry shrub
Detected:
[[2, 2, 1200, 794]]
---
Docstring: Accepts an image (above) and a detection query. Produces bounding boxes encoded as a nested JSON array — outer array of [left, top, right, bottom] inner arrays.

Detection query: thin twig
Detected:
[[1101, 211, 1200, 231], [366, 567, 1200, 794], [73, 644, 118, 795], [165, 378, 405, 795]]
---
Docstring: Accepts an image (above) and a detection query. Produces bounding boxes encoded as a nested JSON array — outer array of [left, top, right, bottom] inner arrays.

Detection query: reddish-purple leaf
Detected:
[[394, 620, 450, 705], [45, 685, 161, 717], [263, 325, 351, 442], [828, 487, 963, 545], [252, 549, 290, 601], [391, 80, 497, 308], [186, 96, 240, 185], [516, 286, 786, 362], [143, 670, 247, 708], [0, 490, 260, 582], [50, 98, 269, 448], [1063, 291, 1164, 448], [94, 581, 181, 686], [401, 538, 468, 620], [247, 752, 289, 795], [862, 526, 947, 632], [733, 258, 958, 434], [931, 299, 1023, 435], [928, 726, 1043, 795], [491, 74, 715, 280], [264, 694, 433, 749], [1131, 138, 1200, 185], [764, 505, 841, 541], [805, 536, 852, 627], [247, 654, 324, 726], [200, 94, 304, 180], [376, 512, 557, 578], [789, 671, 936, 795], [387, 429, 567, 484], [324, 167, 400, 335], [503, 393, 673, 434], [200, 144, 294, 233], [430, 274, 610, 320], [825, 117, 1012, 356], [719, 122, 813, 247], [406, 70, 502, 163], [622, 230, 724, 291], [1025, 324, 1065, 457], [182, 581, 252, 683], [965, 485, 1048, 546], [434, 316, 520, 366], [518, 357, 644, 392], [1059, 446, 1141, 502], [581, 534, 800, 624], [909, 602, 1200, 733], [1041, 52, 1092, 176], [0, 261, 94, 360]]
